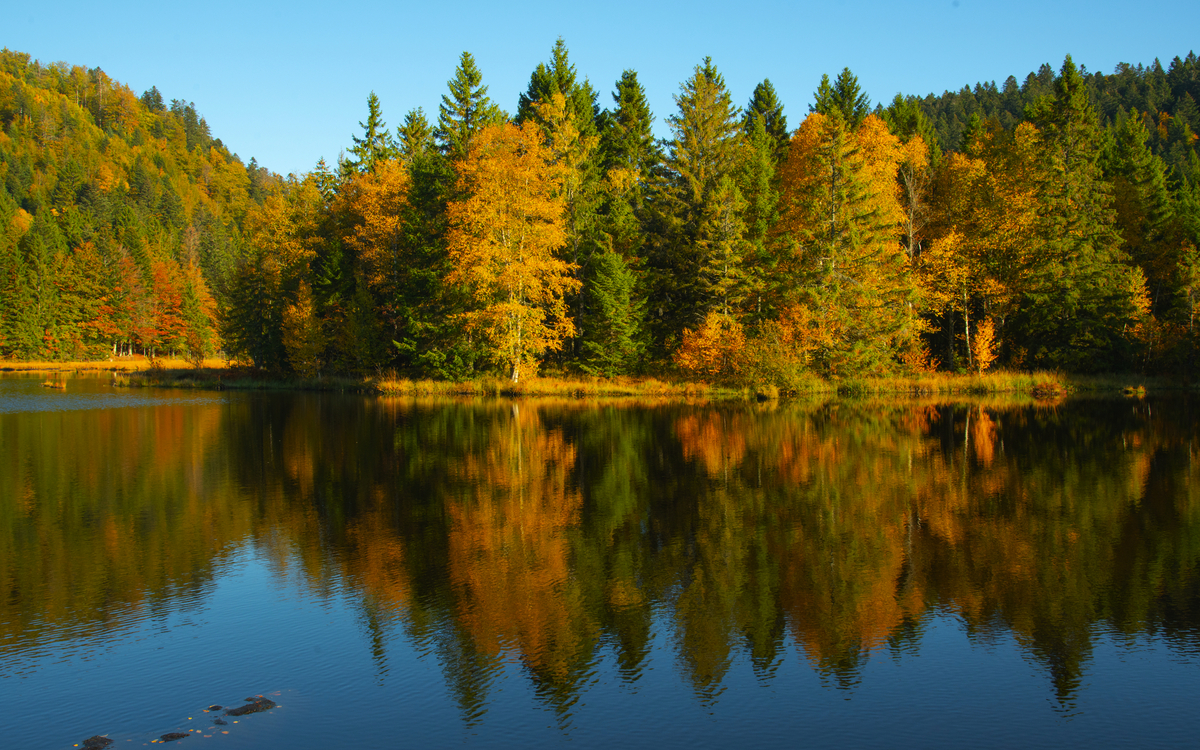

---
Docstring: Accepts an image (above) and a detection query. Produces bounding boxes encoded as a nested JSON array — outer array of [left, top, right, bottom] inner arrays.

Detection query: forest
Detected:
[[1, 43, 1198, 383]]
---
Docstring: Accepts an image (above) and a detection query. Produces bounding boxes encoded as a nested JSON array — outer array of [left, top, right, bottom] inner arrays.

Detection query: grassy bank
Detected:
[[9, 358, 1173, 399], [1, 357, 227, 373], [101, 366, 1129, 400]]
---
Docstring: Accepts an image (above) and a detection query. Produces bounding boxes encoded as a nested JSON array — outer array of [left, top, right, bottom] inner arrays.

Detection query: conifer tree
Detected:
[[1018, 55, 1150, 370], [397, 107, 433, 164], [533, 92, 602, 360], [811, 68, 870, 128], [736, 116, 779, 321], [774, 111, 914, 376], [580, 250, 644, 376], [598, 70, 661, 261], [348, 92, 397, 174], [1105, 109, 1174, 311], [600, 70, 661, 180], [647, 57, 747, 347], [515, 38, 599, 140], [744, 79, 789, 167], [435, 52, 506, 162]]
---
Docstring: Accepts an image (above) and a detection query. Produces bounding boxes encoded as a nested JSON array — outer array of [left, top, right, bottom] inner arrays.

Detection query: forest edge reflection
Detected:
[[2, 388, 1198, 723]]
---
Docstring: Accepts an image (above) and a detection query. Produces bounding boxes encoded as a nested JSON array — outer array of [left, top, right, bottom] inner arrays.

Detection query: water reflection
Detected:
[[2, 385, 1198, 725]]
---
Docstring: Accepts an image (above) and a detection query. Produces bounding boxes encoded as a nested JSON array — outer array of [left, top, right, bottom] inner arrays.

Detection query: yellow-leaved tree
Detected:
[[447, 121, 580, 382], [772, 112, 915, 376]]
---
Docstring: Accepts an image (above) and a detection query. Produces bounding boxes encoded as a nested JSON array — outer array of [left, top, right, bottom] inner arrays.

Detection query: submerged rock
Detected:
[[212, 718, 228, 726], [158, 733, 189, 742], [207, 705, 222, 711], [225, 697, 277, 716], [81, 737, 113, 749]]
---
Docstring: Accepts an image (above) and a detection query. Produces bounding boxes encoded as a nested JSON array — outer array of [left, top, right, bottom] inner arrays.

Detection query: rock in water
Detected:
[[208, 705, 222, 710], [158, 733, 190, 742], [225, 698, 277, 716], [212, 718, 228, 725], [81, 737, 113, 749]]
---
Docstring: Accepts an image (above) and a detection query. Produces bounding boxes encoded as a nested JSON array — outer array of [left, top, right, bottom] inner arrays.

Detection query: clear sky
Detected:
[[7, 0, 1197, 176]]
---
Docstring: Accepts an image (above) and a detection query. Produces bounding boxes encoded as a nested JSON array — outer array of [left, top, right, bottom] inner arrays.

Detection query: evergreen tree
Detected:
[[600, 70, 661, 179], [515, 38, 600, 140], [435, 52, 506, 161], [397, 107, 433, 164], [743, 79, 789, 167], [580, 250, 644, 376], [348, 92, 397, 174], [736, 115, 780, 321], [1017, 55, 1150, 370], [812, 68, 870, 128], [646, 57, 747, 349], [1104, 109, 1174, 311], [774, 111, 915, 376], [597, 70, 661, 261]]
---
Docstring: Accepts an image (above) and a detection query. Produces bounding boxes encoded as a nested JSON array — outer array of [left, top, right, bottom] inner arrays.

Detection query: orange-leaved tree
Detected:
[[447, 121, 579, 382], [772, 111, 914, 376]]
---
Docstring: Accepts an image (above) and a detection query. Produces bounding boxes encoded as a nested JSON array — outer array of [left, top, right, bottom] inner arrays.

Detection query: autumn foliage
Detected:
[[446, 121, 579, 382]]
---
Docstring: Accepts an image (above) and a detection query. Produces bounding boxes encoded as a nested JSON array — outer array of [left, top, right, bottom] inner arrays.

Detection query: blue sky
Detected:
[[7, 0, 1197, 175]]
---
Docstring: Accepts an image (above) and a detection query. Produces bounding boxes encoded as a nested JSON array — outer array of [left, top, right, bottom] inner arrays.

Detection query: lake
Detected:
[[1, 375, 1198, 748]]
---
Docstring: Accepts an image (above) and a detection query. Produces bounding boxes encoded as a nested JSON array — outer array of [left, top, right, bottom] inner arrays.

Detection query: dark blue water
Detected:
[[1, 377, 1198, 748]]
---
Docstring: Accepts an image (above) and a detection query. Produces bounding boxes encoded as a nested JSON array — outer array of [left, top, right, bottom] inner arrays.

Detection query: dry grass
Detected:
[[375, 375, 724, 399], [1, 357, 229, 373], [841, 370, 1070, 396], [95, 364, 1177, 401]]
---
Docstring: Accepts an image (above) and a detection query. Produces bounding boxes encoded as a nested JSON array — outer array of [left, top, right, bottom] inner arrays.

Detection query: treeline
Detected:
[[3, 43, 1199, 379], [0, 49, 272, 361], [917, 53, 1200, 181]]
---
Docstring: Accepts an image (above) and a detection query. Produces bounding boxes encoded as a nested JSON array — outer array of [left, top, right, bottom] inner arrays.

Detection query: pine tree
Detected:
[[533, 91, 602, 362], [735, 116, 779, 321], [580, 250, 644, 376], [1017, 55, 1150, 371], [1104, 109, 1174, 311], [348, 92, 397, 174], [435, 52, 506, 161], [397, 107, 433, 164], [597, 70, 661, 261], [811, 68, 870, 128], [600, 70, 661, 179], [743, 79, 789, 167], [515, 38, 599, 140], [646, 58, 747, 347], [774, 111, 914, 376]]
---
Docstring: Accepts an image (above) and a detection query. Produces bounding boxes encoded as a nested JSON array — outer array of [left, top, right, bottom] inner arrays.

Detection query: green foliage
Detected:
[[645, 57, 747, 350], [580, 250, 644, 376], [348, 92, 398, 174], [743, 79, 789, 166], [811, 68, 870, 128], [435, 51, 506, 161], [1016, 56, 1149, 371], [397, 108, 433, 164]]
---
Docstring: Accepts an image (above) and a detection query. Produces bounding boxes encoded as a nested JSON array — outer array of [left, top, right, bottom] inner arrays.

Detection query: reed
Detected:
[[106, 366, 1174, 400]]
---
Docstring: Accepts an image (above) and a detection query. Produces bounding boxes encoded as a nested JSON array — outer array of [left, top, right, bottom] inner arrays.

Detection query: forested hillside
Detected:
[[0, 49, 274, 361], [2, 44, 1198, 380]]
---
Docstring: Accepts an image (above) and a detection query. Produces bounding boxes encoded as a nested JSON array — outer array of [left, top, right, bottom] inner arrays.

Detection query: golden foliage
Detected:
[[447, 121, 580, 382], [674, 312, 746, 379], [282, 281, 325, 378], [343, 160, 412, 300], [971, 317, 998, 373]]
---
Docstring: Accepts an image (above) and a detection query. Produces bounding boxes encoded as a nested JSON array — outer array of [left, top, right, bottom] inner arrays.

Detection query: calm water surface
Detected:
[[1, 376, 1198, 748]]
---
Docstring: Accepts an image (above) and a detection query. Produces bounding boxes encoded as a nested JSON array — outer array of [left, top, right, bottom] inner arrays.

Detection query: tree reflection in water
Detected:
[[3, 389, 1198, 721]]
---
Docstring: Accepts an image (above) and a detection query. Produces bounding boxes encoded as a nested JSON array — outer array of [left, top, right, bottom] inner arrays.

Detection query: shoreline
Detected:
[[4, 360, 1186, 399]]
